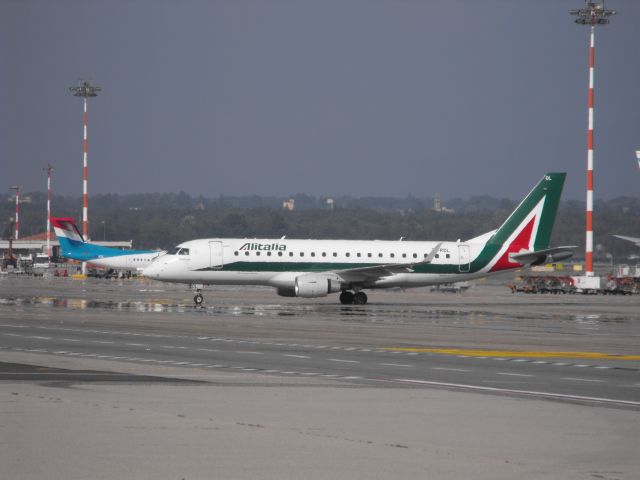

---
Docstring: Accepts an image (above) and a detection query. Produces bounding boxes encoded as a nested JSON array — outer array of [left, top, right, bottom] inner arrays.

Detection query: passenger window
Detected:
[[390, 253, 395, 258], [413, 253, 417, 258], [367, 253, 372, 258], [234, 251, 239, 256], [435, 254, 439, 259], [278, 251, 283, 256], [311, 252, 315, 257], [346, 253, 350, 258], [402, 253, 407, 258], [378, 253, 383, 258], [256, 251, 260, 256], [289, 252, 294, 257], [245, 251, 250, 256], [300, 252, 304, 257], [267, 251, 271, 256], [446, 254, 450, 259], [357, 253, 361, 257], [333, 252, 337, 257], [322, 252, 326, 257]]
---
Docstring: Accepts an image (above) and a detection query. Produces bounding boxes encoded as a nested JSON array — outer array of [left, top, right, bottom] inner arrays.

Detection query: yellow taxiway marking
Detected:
[[386, 348, 640, 361]]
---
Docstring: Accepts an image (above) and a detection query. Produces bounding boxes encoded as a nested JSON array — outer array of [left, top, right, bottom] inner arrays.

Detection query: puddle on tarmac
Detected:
[[0, 296, 633, 327], [0, 295, 463, 321]]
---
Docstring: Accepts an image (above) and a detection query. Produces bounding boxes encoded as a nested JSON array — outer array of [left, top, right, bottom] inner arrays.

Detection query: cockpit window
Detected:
[[178, 248, 189, 255], [167, 247, 181, 255]]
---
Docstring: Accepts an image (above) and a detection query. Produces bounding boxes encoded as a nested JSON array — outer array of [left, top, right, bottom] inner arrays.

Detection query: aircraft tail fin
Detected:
[[481, 173, 566, 272], [52, 217, 100, 262]]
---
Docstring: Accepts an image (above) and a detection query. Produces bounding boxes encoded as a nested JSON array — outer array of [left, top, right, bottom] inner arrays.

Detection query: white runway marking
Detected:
[[329, 358, 360, 363], [562, 377, 605, 383], [497, 372, 533, 377], [394, 379, 640, 407], [432, 367, 472, 372], [283, 354, 309, 359], [379, 363, 413, 368]]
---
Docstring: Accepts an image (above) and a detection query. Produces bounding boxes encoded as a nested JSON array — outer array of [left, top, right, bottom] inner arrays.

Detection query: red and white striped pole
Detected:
[[46, 165, 53, 259], [82, 96, 89, 241], [585, 24, 595, 276], [571, 2, 615, 280], [69, 80, 100, 275], [14, 187, 20, 240]]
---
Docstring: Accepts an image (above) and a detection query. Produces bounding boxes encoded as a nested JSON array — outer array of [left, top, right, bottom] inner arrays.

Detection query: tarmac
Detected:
[[1, 274, 639, 479]]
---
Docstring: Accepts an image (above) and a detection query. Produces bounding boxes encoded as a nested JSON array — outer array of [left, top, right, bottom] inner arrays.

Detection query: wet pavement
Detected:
[[3, 274, 640, 479], [1, 274, 639, 407]]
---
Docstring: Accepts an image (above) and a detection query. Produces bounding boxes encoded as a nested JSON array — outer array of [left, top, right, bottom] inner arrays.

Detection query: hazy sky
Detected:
[[2, 0, 639, 200]]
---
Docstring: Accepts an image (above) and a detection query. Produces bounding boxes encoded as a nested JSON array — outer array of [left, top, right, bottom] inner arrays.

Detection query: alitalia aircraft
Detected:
[[143, 173, 573, 305], [52, 217, 164, 271]]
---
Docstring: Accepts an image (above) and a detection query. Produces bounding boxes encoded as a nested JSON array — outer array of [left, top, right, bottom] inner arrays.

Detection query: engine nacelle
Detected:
[[276, 287, 297, 297], [294, 273, 343, 298]]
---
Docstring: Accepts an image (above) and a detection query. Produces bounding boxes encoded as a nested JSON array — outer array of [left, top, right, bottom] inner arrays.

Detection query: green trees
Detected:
[[1, 193, 639, 261]]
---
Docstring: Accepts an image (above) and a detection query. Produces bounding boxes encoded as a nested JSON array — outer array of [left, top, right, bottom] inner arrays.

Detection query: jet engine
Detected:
[[294, 273, 343, 298], [276, 287, 296, 297]]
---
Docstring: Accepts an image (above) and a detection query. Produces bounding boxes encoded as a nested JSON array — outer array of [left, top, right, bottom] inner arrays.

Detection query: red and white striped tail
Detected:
[[51, 218, 85, 243]]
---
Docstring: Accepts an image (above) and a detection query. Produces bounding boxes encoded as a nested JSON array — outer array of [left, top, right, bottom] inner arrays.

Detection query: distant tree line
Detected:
[[1, 193, 640, 262]]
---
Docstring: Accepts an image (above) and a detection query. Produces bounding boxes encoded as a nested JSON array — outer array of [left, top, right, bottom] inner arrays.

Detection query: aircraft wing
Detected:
[[510, 246, 576, 266], [334, 243, 442, 282], [613, 235, 640, 247]]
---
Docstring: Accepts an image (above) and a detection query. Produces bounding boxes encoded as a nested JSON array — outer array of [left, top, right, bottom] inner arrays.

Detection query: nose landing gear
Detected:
[[190, 283, 205, 307]]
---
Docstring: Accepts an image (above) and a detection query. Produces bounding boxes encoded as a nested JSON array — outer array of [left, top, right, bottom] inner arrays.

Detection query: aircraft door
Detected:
[[458, 244, 470, 272], [209, 241, 223, 269]]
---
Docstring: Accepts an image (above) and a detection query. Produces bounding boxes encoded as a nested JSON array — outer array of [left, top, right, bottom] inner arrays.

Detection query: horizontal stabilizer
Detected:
[[510, 246, 576, 266]]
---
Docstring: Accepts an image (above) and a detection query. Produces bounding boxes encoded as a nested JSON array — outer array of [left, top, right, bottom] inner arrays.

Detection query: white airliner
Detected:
[[613, 235, 640, 248], [52, 217, 164, 271], [143, 173, 574, 305]]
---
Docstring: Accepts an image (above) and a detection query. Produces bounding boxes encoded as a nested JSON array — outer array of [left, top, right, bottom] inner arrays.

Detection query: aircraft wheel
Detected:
[[339, 291, 355, 305], [194, 293, 204, 305], [353, 291, 368, 305]]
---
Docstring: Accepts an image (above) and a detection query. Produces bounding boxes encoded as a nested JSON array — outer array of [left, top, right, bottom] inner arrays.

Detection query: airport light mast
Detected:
[[44, 164, 53, 259], [70, 79, 101, 274], [570, 1, 615, 280], [10, 186, 22, 240]]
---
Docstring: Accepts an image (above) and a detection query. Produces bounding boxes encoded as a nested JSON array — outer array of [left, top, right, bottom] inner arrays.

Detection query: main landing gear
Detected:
[[339, 290, 368, 305], [194, 292, 204, 306]]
